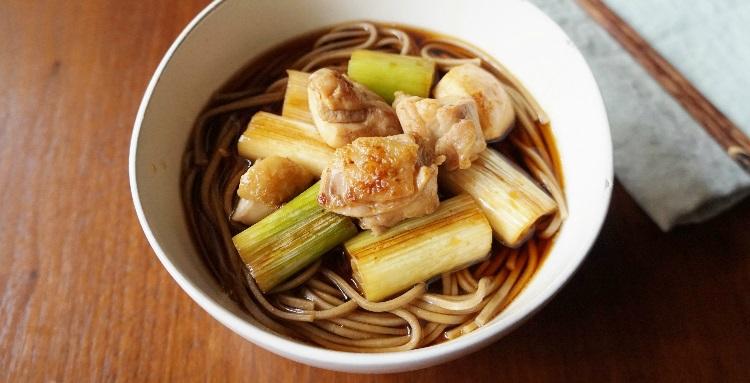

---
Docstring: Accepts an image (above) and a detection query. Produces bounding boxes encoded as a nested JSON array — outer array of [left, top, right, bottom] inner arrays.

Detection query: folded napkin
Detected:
[[607, 0, 750, 136], [532, 0, 750, 230]]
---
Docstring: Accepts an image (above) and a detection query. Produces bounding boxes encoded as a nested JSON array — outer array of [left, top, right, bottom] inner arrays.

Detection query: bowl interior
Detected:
[[130, 0, 612, 373]]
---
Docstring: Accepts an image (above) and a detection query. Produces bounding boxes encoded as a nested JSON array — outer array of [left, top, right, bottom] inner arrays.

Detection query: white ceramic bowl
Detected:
[[129, 0, 612, 373]]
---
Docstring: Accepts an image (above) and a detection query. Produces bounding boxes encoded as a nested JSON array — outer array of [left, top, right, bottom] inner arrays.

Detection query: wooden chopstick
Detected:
[[577, 0, 750, 172]]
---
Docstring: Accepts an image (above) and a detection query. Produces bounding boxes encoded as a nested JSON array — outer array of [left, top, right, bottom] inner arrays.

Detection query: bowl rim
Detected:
[[129, 0, 613, 371]]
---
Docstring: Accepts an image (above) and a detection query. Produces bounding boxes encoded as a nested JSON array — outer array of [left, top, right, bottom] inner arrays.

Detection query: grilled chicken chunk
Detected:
[[318, 134, 439, 233], [433, 64, 515, 141], [307, 68, 402, 148], [393, 92, 486, 170], [232, 156, 314, 225]]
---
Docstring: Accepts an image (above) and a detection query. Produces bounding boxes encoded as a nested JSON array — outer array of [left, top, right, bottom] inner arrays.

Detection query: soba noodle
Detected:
[[181, 22, 567, 352]]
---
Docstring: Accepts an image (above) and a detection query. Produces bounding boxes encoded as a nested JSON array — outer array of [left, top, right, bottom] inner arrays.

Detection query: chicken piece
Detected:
[[232, 198, 276, 226], [318, 134, 439, 233], [393, 92, 486, 170], [433, 64, 515, 141], [232, 156, 314, 225], [237, 156, 315, 205], [357, 167, 438, 231], [307, 68, 402, 148]]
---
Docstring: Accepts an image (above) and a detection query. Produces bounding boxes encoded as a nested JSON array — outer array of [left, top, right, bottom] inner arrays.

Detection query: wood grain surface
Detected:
[[1, 1, 748, 382]]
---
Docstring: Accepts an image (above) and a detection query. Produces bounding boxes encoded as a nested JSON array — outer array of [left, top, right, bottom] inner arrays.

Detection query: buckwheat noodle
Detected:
[[181, 22, 566, 352]]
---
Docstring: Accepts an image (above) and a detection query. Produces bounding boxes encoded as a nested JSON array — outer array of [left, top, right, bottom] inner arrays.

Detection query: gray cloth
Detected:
[[606, 0, 750, 135], [531, 0, 750, 230]]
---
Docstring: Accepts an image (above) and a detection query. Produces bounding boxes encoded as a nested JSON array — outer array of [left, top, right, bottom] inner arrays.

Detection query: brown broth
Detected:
[[186, 21, 564, 309]]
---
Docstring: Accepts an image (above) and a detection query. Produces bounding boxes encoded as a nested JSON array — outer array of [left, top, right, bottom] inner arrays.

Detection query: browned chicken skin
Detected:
[[393, 92, 486, 170], [232, 156, 314, 225], [307, 68, 402, 148], [433, 64, 515, 141], [318, 134, 439, 233]]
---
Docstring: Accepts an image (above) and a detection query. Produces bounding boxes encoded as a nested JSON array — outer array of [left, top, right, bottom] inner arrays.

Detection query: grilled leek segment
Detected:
[[281, 70, 313, 124], [233, 182, 358, 292], [237, 112, 334, 175], [347, 49, 435, 103], [345, 194, 492, 301], [440, 149, 557, 247]]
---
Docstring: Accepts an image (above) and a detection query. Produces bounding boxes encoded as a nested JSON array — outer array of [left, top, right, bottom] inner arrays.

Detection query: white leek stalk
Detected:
[[281, 70, 313, 124], [440, 149, 557, 247], [237, 112, 334, 175], [345, 194, 492, 302]]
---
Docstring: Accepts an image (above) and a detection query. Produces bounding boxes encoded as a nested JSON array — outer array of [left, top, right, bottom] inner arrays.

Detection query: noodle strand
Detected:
[[182, 23, 564, 351]]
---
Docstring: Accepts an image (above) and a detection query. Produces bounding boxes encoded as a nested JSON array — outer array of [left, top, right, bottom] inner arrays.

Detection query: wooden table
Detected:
[[2, 1, 748, 381]]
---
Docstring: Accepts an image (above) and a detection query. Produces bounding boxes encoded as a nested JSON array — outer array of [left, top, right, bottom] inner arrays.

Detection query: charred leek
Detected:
[[237, 112, 334, 175], [281, 70, 313, 124], [345, 194, 492, 302], [233, 182, 358, 292], [347, 50, 435, 103], [440, 149, 557, 247]]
